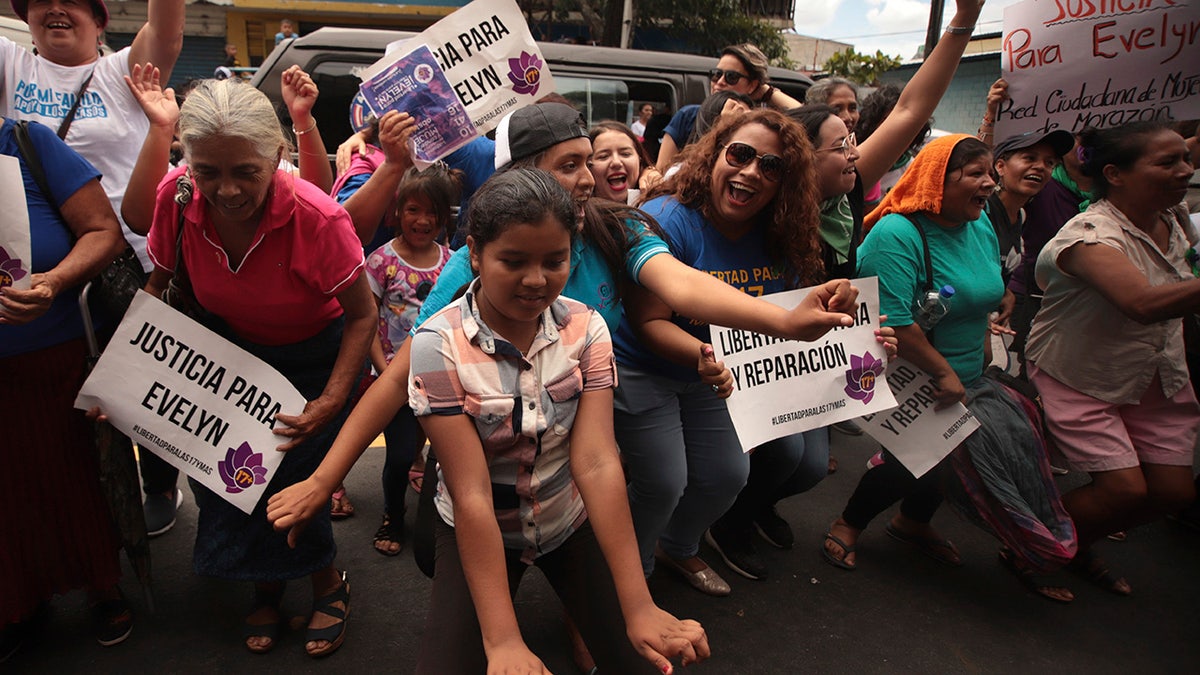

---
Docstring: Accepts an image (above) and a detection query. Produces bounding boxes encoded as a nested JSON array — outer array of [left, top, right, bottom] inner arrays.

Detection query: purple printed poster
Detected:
[[359, 43, 478, 163]]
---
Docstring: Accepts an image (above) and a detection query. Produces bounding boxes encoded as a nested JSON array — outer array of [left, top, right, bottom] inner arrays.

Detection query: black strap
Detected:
[[13, 121, 62, 222], [56, 70, 95, 140], [901, 213, 935, 293]]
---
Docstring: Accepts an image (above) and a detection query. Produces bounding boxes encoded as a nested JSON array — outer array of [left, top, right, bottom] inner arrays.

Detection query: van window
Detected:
[[556, 76, 675, 128]]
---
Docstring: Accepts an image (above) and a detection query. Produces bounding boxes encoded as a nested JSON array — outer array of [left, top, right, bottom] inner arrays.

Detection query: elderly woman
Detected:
[[822, 134, 1076, 603], [143, 79, 374, 657], [1, 118, 127, 655], [1026, 122, 1198, 595]]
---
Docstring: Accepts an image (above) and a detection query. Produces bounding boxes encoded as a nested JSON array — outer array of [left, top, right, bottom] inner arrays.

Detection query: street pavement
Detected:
[[7, 431, 1200, 673]]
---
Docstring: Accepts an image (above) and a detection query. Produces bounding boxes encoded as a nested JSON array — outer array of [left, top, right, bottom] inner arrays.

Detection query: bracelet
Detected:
[[945, 25, 974, 35], [760, 86, 775, 104], [978, 131, 994, 137], [292, 119, 317, 136], [980, 115, 995, 126]]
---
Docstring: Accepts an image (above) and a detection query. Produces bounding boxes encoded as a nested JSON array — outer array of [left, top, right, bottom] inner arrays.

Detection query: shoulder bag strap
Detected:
[[13, 121, 62, 221], [56, 69, 96, 140], [901, 213, 934, 293]]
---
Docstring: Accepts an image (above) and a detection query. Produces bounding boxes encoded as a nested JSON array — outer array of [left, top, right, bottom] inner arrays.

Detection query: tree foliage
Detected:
[[822, 47, 902, 86], [520, 0, 792, 67]]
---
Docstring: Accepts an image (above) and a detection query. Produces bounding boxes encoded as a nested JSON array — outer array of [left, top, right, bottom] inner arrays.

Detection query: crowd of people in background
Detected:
[[4, 0, 1200, 670]]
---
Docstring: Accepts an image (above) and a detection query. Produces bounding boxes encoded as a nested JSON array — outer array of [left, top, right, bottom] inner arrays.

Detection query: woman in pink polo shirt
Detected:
[[143, 79, 375, 658]]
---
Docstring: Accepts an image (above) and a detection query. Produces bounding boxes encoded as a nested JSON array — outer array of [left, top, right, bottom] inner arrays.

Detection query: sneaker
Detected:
[[92, 595, 133, 647], [866, 451, 885, 470], [144, 489, 183, 538], [705, 522, 767, 581], [753, 506, 794, 550], [832, 420, 863, 436]]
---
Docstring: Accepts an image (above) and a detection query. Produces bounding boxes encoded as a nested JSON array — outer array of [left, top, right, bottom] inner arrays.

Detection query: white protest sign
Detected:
[[711, 278, 896, 452], [75, 292, 307, 514], [856, 358, 979, 478], [364, 0, 555, 135], [998, 0, 1200, 137], [0, 155, 32, 291]]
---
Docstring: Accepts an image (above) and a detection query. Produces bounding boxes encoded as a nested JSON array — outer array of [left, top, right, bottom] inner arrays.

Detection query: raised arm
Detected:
[[1059, 240, 1200, 324], [282, 66, 334, 193], [122, 63, 177, 235], [856, 0, 985, 187], [127, 0, 185, 81], [340, 111, 416, 244]]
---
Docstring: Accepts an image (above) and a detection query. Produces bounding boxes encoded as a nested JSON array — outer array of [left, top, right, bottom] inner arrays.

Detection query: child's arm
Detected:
[[569, 387, 710, 673], [282, 65, 333, 193], [122, 63, 177, 235], [420, 413, 549, 672]]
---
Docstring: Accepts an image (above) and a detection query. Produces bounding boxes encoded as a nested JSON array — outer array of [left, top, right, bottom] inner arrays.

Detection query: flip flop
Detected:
[[885, 523, 963, 567], [998, 548, 1073, 604], [1067, 550, 1131, 596], [821, 532, 857, 571]]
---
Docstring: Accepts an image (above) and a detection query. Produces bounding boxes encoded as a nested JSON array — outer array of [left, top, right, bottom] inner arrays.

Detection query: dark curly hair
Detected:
[[642, 108, 824, 287]]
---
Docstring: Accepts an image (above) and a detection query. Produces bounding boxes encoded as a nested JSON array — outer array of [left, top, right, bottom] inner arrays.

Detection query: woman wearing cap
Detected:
[[1026, 122, 1198, 596], [821, 134, 1076, 603], [655, 43, 800, 173]]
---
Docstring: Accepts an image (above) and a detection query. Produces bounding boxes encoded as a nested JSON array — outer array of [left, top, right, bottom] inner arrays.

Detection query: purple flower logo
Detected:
[[218, 441, 268, 494], [844, 351, 885, 404], [507, 52, 543, 96], [0, 246, 28, 289]]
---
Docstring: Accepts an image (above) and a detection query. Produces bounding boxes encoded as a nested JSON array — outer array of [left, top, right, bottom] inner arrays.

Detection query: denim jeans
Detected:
[[613, 365, 749, 574], [722, 427, 831, 527]]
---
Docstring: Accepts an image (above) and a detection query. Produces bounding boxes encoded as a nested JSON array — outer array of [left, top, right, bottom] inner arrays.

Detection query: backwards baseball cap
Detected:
[[11, 0, 110, 28], [494, 103, 588, 170], [993, 129, 1074, 160]]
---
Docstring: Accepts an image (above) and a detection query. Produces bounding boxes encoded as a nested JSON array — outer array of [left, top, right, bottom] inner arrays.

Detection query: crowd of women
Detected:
[[4, 0, 1200, 670]]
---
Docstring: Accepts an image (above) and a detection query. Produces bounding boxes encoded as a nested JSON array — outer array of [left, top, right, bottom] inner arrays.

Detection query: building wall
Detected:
[[784, 32, 850, 73], [880, 55, 1000, 135]]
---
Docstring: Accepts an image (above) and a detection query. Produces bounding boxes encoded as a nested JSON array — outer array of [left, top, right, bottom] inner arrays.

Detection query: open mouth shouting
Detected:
[[726, 180, 758, 207]]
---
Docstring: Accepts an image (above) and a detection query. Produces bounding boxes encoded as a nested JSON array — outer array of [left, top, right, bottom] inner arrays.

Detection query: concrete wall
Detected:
[[879, 55, 1000, 135]]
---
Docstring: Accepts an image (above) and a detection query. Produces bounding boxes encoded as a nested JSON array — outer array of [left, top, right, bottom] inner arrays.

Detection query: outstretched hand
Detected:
[[786, 279, 860, 342], [124, 62, 178, 131], [626, 606, 710, 674], [266, 477, 333, 548]]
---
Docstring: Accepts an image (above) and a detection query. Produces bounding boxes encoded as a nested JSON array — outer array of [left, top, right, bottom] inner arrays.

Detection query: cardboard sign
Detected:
[[0, 155, 32, 291], [856, 358, 980, 478], [998, 0, 1200, 136], [363, 0, 556, 135], [75, 292, 307, 514], [711, 278, 897, 452], [359, 43, 479, 163]]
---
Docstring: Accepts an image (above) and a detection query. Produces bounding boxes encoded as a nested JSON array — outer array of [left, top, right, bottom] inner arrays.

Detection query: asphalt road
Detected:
[[7, 431, 1200, 674]]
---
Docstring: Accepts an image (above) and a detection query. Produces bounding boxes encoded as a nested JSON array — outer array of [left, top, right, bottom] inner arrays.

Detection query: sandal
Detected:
[[884, 523, 963, 567], [821, 532, 857, 571], [243, 582, 286, 654], [408, 468, 424, 494], [373, 514, 404, 557], [998, 548, 1073, 604], [306, 571, 350, 658], [1067, 550, 1132, 596], [330, 486, 355, 520]]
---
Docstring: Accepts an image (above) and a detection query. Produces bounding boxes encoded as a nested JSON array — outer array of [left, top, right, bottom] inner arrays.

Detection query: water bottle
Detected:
[[915, 285, 955, 332]]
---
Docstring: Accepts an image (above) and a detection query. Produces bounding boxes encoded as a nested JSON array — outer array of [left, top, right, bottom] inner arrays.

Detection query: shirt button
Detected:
[[522, 363, 532, 371], [528, 402, 535, 410]]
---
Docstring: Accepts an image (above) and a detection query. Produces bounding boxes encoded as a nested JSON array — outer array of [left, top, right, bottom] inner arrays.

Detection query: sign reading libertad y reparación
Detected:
[[75, 292, 307, 514], [711, 278, 898, 452], [998, 0, 1200, 137]]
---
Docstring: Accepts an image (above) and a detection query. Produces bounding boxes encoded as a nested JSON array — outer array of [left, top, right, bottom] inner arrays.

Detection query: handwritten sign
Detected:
[[856, 358, 979, 478], [0, 155, 32, 291], [997, 0, 1200, 136], [711, 278, 897, 452], [75, 292, 307, 514], [363, 0, 556, 135], [359, 44, 479, 163]]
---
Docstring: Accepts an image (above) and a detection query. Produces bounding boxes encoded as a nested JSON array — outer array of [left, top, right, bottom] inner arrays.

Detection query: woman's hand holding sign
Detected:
[[698, 344, 733, 399], [274, 394, 342, 451]]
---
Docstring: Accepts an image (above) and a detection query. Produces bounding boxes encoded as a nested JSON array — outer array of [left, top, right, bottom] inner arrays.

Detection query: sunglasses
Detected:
[[723, 142, 784, 182], [709, 68, 747, 86], [817, 132, 857, 158]]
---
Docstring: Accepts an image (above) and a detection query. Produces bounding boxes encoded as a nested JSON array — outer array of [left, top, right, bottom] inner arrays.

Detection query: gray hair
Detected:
[[179, 79, 288, 164], [806, 77, 858, 106]]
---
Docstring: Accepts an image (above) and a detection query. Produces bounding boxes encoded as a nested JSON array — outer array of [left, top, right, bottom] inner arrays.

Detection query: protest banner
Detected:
[[0, 155, 32, 291], [997, 0, 1200, 137], [856, 358, 979, 478], [711, 278, 897, 452], [362, 0, 555, 136], [75, 292, 307, 514], [359, 44, 478, 163]]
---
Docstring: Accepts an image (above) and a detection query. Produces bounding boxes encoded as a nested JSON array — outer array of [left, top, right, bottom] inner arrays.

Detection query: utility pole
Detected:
[[923, 0, 945, 60]]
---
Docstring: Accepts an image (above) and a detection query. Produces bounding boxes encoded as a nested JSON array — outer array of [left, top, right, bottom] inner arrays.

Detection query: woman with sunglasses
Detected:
[[613, 108, 870, 594], [655, 44, 800, 173]]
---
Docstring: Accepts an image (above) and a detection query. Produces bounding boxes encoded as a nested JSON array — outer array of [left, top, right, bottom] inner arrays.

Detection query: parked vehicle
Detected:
[[0, 16, 34, 51], [251, 26, 813, 154]]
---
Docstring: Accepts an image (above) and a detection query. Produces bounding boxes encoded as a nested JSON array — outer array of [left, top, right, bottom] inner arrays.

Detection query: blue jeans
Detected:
[[722, 428, 830, 527], [613, 365, 749, 574]]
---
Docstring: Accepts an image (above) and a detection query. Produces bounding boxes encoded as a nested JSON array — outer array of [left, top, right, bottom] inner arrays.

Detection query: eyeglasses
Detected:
[[709, 68, 747, 86], [816, 132, 857, 158], [723, 142, 784, 182]]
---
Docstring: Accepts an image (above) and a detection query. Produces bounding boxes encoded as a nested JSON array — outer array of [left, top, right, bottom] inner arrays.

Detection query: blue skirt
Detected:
[[190, 317, 357, 581]]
